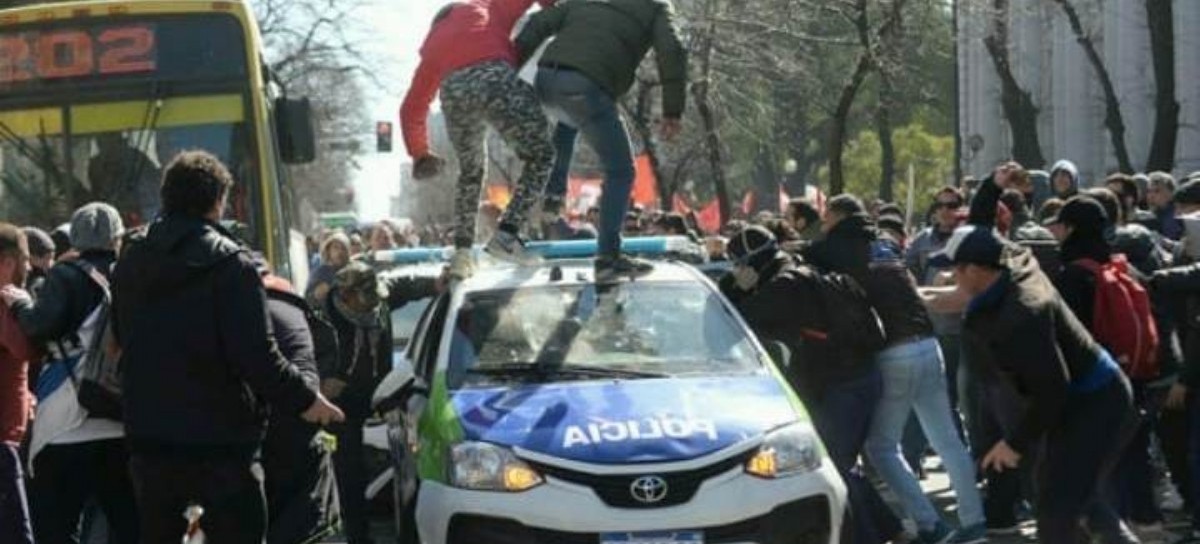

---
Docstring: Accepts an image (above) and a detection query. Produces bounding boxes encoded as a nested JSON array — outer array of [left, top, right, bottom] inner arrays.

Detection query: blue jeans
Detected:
[[865, 337, 984, 532], [536, 67, 635, 257], [811, 367, 902, 544]]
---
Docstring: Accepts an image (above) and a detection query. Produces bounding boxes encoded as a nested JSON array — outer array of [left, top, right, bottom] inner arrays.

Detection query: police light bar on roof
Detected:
[[373, 236, 703, 265]]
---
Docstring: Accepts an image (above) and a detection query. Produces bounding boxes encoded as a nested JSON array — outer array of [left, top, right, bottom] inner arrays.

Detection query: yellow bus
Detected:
[[0, 0, 317, 284]]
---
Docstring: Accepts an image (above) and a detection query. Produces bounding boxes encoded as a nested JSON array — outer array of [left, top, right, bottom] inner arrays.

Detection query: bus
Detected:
[[0, 0, 317, 284]]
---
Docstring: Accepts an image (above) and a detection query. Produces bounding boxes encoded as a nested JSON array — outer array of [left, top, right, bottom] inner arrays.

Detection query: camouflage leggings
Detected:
[[441, 60, 553, 248]]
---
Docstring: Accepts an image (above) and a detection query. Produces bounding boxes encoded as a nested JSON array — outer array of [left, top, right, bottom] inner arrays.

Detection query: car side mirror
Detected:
[[373, 355, 422, 412], [274, 96, 317, 164], [765, 341, 791, 368]]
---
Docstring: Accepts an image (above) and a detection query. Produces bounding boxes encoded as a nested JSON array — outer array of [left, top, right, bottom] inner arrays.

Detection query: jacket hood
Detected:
[[144, 215, 242, 268], [829, 213, 876, 242], [450, 375, 800, 464], [1050, 160, 1080, 193]]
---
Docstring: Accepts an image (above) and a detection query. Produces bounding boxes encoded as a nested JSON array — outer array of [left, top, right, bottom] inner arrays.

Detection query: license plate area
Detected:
[[600, 531, 703, 544]]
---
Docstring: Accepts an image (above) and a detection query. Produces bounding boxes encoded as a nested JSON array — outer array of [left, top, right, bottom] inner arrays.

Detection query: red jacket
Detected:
[[0, 303, 36, 445], [400, 0, 553, 159]]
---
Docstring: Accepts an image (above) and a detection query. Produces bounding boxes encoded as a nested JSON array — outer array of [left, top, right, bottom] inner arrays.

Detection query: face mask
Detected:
[[732, 264, 760, 291]]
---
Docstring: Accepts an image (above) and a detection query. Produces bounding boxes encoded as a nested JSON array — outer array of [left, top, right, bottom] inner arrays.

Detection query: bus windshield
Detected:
[[0, 13, 259, 242]]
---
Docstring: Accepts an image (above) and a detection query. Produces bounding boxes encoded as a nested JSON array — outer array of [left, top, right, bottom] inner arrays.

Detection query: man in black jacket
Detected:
[[721, 225, 902, 544], [934, 173, 1139, 543], [113, 151, 344, 543], [322, 262, 442, 544]]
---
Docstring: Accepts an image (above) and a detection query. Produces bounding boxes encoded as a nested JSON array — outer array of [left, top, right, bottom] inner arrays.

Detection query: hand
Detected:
[[981, 440, 1022, 472], [0, 285, 30, 307], [413, 154, 445, 180], [994, 161, 1020, 189], [319, 378, 347, 400], [301, 393, 346, 426], [658, 118, 682, 141], [435, 267, 451, 293], [1167, 383, 1188, 411]]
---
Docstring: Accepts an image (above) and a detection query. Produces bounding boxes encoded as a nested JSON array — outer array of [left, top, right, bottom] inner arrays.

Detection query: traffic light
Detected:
[[376, 121, 393, 153]]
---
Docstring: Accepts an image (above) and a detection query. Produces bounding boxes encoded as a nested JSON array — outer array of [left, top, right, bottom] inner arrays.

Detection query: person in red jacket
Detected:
[[401, 0, 556, 279]]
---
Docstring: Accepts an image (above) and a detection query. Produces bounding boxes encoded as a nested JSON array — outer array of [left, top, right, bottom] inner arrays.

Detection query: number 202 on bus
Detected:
[[0, 25, 157, 83]]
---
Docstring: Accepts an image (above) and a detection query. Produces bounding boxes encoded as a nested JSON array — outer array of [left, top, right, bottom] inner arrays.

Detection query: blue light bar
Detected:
[[372, 236, 700, 265]]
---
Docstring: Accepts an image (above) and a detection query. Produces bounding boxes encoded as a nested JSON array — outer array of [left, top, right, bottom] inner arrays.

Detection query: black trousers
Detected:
[[263, 418, 328, 544], [129, 453, 265, 544], [29, 439, 139, 544], [1, 443, 33, 544], [332, 417, 371, 544], [1037, 378, 1139, 544]]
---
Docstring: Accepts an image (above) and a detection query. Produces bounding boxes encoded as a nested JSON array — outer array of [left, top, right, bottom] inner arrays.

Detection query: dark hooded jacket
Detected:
[[11, 250, 116, 346], [113, 215, 317, 456], [965, 176, 1120, 454], [1055, 227, 1113, 329], [804, 215, 934, 346], [1151, 264, 1200, 387], [719, 253, 875, 402]]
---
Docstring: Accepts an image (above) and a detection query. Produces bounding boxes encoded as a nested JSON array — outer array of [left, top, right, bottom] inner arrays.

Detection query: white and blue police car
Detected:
[[372, 237, 847, 544]]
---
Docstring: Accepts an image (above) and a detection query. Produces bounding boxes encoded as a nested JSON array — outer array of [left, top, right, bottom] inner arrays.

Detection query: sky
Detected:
[[349, 0, 445, 221]]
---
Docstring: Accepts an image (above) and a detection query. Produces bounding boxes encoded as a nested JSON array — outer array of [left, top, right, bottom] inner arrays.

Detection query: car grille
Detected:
[[526, 450, 756, 509], [446, 496, 832, 544]]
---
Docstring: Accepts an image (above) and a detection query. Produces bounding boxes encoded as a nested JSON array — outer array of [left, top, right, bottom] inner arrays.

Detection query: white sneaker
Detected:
[[449, 248, 476, 280]]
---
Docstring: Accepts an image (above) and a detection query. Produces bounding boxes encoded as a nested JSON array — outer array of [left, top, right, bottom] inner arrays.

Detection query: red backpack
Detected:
[[1073, 255, 1159, 379]]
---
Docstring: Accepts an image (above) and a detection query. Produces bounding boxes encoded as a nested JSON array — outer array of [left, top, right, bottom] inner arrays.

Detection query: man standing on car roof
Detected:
[[321, 262, 443, 544], [515, 0, 687, 282], [401, 0, 559, 280]]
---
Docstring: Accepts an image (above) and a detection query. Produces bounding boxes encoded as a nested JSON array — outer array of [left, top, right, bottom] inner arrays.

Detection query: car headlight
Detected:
[[745, 423, 823, 478], [449, 441, 543, 492]]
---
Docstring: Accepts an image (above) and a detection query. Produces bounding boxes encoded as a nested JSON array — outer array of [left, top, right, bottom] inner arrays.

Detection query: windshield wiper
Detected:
[[464, 363, 666, 381]]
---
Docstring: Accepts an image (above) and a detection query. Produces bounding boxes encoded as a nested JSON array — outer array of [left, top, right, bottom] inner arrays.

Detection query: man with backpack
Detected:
[[515, 0, 687, 281], [113, 151, 344, 543], [721, 225, 902, 544], [0, 202, 141, 544]]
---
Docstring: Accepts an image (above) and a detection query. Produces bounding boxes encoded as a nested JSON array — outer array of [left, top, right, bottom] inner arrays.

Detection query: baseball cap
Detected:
[[727, 225, 778, 268], [1044, 196, 1108, 232], [1176, 180, 1200, 206], [928, 225, 1006, 269]]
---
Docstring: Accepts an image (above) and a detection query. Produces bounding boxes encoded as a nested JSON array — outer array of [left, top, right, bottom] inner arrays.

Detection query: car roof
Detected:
[[456, 259, 710, 294]]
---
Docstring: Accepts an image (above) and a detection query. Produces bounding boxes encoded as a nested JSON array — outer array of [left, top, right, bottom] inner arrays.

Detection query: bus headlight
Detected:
[[745, 424, 823, 478], [449, 442, 543, 492]]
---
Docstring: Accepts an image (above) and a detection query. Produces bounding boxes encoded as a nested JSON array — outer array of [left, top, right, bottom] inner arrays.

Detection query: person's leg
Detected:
[[1119, 384, 1163, 525], [30, 443, 90, 544], [196, 460, 267, 544], [900, 416, 927, 478], [864, 346, 941, 532], [545, 122, 578, 204], [128, 455, 191, 544], [477, 65, 554, 236], [1159, 402, 1191, 508], [440, 68, 489, 251], [938, 333, 967, 440], [537, 69, 635, 258], [0, 443, 34, 544], [333, 419, 370, 544], [910, 338, 985, 530], [92, 439, 139, 544], [264, 428, 324, 544], [1187, 392, 1200, 534]]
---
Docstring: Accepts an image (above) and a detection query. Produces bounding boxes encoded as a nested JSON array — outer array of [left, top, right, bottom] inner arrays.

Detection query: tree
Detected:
[[1049, 0, 1133, 173], [982, 0, 1046, 169], [692, 0, 733, 223], [1145, 0, 1178, 172]]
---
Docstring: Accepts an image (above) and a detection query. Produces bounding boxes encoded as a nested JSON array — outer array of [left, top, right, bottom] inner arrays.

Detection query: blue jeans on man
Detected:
[[865, 337, 984, 533], [536, 67, 635, 258]]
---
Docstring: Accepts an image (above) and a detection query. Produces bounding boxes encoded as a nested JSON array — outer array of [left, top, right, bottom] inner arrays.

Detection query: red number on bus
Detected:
[[97, 26, 155, 75], [36, 31, 93, 79], [0, 36, 33, 83]]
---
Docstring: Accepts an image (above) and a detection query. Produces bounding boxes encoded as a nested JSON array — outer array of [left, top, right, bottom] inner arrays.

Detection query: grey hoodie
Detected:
[[1050, 159, 1081, 199]]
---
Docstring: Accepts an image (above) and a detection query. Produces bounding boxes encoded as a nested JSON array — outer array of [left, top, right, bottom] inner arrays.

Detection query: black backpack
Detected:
[[806, 269, 887, 360], [65, 260, 124, 420]]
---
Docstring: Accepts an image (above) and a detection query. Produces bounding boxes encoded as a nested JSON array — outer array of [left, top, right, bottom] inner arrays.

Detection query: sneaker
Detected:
[[948, 523, 988, 544], [595, 254, 654, 282], [449, 248, 476, 280], [485, 229, 537, 265], [984, 521, 1020, 537], [918, 521, 954, 544]]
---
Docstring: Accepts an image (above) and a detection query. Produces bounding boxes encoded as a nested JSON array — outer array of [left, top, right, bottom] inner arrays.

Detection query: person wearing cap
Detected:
[[0, 203, 141, 543], [112, 151, 344, 542], [20, 227, 55, 296], [323, 261, 444, 544], [939, 171, 1140, 544], [719, 225, 904, 544]]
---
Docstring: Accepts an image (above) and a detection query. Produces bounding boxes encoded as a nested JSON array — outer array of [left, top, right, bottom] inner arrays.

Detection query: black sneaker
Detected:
[[595, 254, 653, 282]]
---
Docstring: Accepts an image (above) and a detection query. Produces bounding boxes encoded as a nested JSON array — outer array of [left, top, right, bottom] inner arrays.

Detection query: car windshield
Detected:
[[448, 281, 761, 388]]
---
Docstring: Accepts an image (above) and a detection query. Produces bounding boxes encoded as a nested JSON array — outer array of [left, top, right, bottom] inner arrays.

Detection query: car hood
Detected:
[[449, 375, 800, 464]]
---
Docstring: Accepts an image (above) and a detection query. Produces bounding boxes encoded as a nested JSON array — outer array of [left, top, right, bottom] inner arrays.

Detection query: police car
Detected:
[[372, 237, 847, 544]]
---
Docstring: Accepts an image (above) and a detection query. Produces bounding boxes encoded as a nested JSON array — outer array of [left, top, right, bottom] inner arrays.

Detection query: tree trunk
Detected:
[[984, 0, 1046, 169], [1145, 0, 1178, 172], [829, 54, 871, 197], [754, 145, 780, 213], [694, 2, 732, 223], [1051, 0, 1133, 173], [630, 78, 671, 210], [877, 76, 897, 202]]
